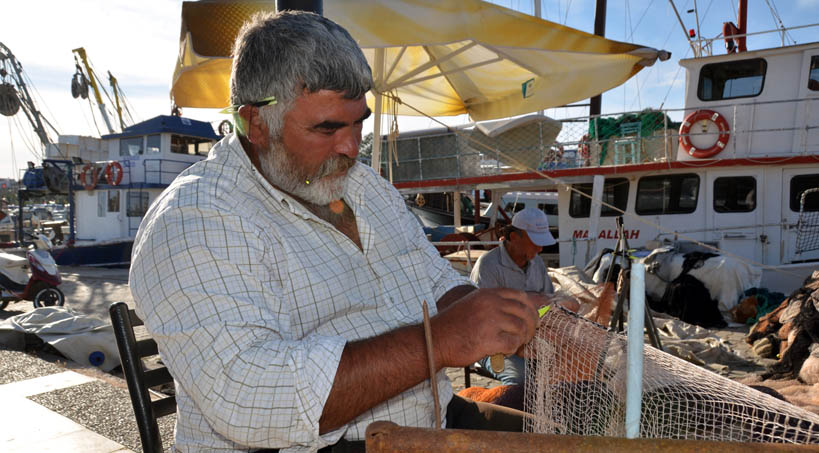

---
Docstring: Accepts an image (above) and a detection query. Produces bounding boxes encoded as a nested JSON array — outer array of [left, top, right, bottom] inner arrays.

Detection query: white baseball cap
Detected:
[[511, 207, 556, 247]]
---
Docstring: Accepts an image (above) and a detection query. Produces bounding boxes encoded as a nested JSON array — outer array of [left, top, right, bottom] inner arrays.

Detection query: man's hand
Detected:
[[431, 288, 544, 368]]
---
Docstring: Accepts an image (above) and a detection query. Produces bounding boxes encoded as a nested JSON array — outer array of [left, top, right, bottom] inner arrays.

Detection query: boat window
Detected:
[[119, 137, 143, 156], [171, 135, 212, 156], [697, 58, 766, 101], [127, 192, 150, 217], [790, 174, 819, 212], [538, 203, 558, 216], [504, 202, 526, 213], [97, 190, 120, 216], [809, 56, 819, 91], [146, 134, 161, 153], [569, 178, 629, 218], [636, 174, 699, 215], [714, 176, 756, 213]]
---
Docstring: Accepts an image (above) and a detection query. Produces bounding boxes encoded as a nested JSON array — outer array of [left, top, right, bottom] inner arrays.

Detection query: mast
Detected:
[[108, 71, 125, 130], [668, 0, 699, 56], [72, 47, 115, 134], [0, 41, 55, 149], [589, 0, 606, 117]]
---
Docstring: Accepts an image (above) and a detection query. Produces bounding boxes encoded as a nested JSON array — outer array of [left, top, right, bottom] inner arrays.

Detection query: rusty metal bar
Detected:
[[365, 421, 819, 453]]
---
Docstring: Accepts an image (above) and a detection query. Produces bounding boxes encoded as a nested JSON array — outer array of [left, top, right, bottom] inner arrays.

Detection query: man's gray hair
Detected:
[[230, 11, 373, 138]]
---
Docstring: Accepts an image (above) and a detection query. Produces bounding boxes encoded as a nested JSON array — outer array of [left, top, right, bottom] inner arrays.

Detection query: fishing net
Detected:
[[796, 188, 819, 255], [523, 306, 819, 444]]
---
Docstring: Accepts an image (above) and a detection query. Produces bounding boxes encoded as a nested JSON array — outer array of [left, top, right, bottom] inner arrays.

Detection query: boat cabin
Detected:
[[556, 42, 819, 293], [69, 115, 218, 243], [20, 115, 219, 263]]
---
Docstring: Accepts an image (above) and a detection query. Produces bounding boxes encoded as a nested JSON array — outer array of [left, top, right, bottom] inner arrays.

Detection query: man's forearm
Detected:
[[319, 285, 535, 434], [319, 323, 432, 433]]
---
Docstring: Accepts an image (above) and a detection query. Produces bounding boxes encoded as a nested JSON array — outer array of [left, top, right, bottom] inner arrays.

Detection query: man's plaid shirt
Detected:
[[130, 134, 470, 452]]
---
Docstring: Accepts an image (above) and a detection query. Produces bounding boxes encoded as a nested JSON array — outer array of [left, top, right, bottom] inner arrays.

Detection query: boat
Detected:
[[1, 42, 220, 266], [387, 8, 819, 296], [15, 115, 219, 266]]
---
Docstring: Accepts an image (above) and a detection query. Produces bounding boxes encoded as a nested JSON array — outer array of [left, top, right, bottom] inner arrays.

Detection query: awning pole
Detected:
[[275, 0, 322, 14], [589, 0, 607, 116], [371, 48, 385, 174]]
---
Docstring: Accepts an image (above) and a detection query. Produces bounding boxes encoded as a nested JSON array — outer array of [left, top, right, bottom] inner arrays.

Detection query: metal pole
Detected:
[[667, 1, 698, 56], [276, 0, 322, 14], [693, 0, 702, 57], [626, 262, 646, 439], [68, 163, 75, 243], [589, 0, 607, 117], [534, 0, 545, 117]]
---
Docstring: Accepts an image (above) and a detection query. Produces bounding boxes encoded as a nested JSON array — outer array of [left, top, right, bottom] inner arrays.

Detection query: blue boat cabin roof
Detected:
[[102, 115, 219, 141]]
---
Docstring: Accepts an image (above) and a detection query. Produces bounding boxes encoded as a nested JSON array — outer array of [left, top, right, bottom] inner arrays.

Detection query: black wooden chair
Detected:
[[109, 301, 176, 453]]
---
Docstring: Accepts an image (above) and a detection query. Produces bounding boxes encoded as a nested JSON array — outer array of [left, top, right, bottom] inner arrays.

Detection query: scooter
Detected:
[[0, 233, 65, 310]]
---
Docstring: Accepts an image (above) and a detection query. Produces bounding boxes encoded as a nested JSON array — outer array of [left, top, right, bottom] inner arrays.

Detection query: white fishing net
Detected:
[[523, 306, 819, 444]]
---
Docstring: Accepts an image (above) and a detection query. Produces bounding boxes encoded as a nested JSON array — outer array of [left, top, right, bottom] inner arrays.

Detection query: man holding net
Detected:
[[470, 207, 564, 385], [129, 10, 550, 453]]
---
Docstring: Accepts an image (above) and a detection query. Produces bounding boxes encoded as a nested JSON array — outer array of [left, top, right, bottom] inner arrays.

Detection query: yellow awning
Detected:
[[172, 0, 669, 121]]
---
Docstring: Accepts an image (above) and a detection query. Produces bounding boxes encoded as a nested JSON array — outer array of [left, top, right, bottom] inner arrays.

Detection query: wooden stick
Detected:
[[421, 300, 442, 429]]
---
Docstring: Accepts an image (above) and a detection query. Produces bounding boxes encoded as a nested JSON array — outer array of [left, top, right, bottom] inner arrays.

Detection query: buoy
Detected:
[[678, 109, 731, 159], [104, 161, 123, 185], [80, 164, 98, 190]]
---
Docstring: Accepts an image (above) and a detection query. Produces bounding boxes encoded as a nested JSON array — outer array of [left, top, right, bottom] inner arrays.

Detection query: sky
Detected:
[[2, 0, 818, 179]]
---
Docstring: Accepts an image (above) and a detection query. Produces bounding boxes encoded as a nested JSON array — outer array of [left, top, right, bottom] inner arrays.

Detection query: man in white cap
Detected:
[[470, 207, 557, 385]]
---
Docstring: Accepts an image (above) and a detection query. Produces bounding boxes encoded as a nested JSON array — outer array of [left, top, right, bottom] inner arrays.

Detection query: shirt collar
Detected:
[[499, 240, 527, 273]]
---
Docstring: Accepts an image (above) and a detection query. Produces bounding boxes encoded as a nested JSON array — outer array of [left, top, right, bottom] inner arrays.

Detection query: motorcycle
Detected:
[[0, 233, 65, 310]]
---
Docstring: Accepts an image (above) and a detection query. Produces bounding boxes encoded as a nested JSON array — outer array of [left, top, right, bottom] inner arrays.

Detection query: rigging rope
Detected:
[[764, 0, 796, 45], [24, 71, 62, 134], [631, 0, 656, 38], [8, 118, 18, 178], [76, 96, 97, 140], [11, 114, 43, 161], [629, 1, 687, 111], [562, 0, 573, 25], [659, 45, 690, 109], [85, 94, 102, 137]]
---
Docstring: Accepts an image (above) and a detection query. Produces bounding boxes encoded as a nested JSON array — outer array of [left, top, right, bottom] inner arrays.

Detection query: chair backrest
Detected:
[[620, 121, 642, 136], [109, 301, 176, 453]]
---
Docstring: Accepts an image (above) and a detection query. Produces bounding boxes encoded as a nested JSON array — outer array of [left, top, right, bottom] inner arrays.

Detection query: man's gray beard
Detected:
[[257, 141, 354, 206]]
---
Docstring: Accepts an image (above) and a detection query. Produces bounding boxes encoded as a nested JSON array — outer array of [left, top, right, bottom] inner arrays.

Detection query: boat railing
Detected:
[[382, 97, 819, 185], [37, 157, 199, 190], [693, 22, 819, 57]]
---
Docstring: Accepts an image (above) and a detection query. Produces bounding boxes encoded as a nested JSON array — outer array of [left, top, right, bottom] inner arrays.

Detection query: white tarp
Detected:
[[0, 307, 120, 372]]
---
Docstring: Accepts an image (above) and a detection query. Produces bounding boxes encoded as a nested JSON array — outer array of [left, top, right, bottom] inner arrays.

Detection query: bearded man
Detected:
[[130, 11, 545, 453]]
